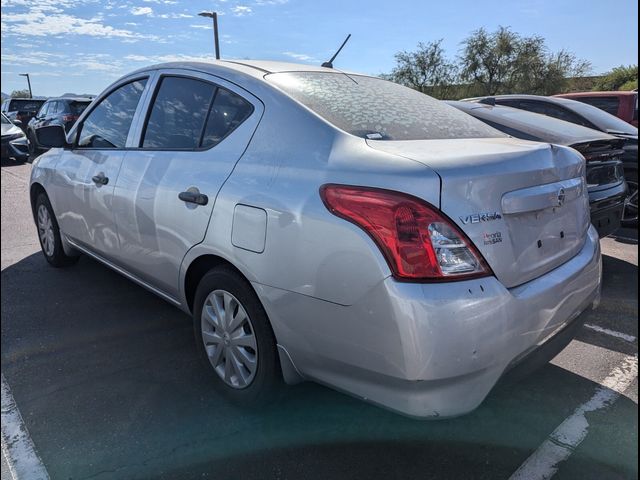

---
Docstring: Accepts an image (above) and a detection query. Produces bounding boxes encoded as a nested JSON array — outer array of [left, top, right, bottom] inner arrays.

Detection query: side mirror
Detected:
[[36, 125, 69, 149], [12, 119, 22, 127]]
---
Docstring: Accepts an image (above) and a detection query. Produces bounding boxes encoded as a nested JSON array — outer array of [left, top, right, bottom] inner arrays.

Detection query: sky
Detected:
[[1, 0, 638, 97]]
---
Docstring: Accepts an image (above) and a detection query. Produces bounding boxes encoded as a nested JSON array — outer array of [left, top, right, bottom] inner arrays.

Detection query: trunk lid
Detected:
[[367, 137, 590, 288]]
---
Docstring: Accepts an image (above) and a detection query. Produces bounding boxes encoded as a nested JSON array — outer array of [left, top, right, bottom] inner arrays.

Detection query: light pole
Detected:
[[19, 73, 32, 98], [198, 11, 220, 60]]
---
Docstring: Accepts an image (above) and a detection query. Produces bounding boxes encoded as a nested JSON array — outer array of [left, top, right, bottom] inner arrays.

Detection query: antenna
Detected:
[[321, 34, 351, 69]]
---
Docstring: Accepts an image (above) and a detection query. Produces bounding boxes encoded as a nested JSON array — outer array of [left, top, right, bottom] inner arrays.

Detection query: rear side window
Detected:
[[201, 88, 253, 148], [577, 96, 620, 116], [267, 72, 503, 140], [142, 77, 216, 149], [78, 79, 147, 149], [70, 101, 91, 115]]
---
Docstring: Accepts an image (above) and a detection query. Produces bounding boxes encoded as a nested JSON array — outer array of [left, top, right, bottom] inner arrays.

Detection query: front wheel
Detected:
[[27, 131, 39, 158], [193, 266, 282, 405], [35, 193, 79, 267]]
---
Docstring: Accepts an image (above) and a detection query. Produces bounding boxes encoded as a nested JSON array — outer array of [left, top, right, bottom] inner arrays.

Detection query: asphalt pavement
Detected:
[[1, 158, 637, 480]]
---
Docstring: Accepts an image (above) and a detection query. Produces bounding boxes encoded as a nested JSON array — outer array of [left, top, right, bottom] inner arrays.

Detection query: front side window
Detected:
[[267, 72, 504, 140], [142, 77, 216, 149], [38, 103, 50, 118], [78, 79, 147, 149]]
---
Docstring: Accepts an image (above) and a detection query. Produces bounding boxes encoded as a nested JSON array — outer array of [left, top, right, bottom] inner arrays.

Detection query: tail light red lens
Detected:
[[62, 115, 78, 123], [320, 184, 492, 281]]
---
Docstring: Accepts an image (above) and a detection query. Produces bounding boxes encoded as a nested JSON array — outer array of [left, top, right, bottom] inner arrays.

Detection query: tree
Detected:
[[389, 40, 458, 98], [458, 26, 591, 96], [10, 89, 31, 98], [458, 27, 520, 95], [593, 65, 638, 91]]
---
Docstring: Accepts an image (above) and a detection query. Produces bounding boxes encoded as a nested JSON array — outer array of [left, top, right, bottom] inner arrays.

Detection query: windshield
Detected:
[[266, 72, 505, 141], [8, 99, 45, 112], [563, 99, 638, 135]]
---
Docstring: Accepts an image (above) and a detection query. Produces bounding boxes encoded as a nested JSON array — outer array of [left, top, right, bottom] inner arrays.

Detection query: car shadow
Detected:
[[0, 156, 29, 168], [610, 227, 638, 245], [1, 252, 637, 480], [572, 252, 638, 355]]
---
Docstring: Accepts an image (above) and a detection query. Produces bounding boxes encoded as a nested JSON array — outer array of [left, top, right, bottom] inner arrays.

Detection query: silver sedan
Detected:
[[29, 61, 601, 418]]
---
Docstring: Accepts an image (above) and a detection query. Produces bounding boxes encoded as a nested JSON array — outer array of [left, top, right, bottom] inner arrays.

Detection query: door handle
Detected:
[[179, 191, 208, 206], [91, 173, 109, 186]]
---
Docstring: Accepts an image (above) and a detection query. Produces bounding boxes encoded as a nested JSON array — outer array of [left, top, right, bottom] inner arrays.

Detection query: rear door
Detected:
[[111, 70, 262, 298]]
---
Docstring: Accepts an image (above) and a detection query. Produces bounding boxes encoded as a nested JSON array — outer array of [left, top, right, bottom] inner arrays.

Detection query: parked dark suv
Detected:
[[27, 97, 92, 156], [1, 98, 46, 132]]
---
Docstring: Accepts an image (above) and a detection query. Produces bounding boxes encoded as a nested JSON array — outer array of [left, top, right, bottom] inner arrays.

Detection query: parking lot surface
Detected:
[[1, 159, 637, 480]]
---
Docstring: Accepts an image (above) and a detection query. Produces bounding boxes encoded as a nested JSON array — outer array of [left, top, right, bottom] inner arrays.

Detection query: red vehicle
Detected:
[[555, 91, 638, 127]]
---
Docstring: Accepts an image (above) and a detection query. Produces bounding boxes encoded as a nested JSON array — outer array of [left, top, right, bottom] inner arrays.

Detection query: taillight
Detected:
[[62, 115, 78, 123], [320, 184, 492, 281]]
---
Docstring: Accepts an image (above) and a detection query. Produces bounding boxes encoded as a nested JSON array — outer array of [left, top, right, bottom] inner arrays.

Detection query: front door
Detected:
[[50, 77, 151, 261], [112, 71, 262, 298]]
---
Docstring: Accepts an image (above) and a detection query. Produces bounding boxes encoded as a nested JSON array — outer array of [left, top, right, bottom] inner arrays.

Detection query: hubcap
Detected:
[[37, 204, 55, 257], [201, 290, 258, 389], [622, 180, 638, 223]]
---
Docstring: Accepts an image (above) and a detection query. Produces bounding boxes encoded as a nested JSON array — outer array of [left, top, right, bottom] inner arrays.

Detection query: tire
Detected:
[[193, 266, 282, 405], [34, 192, 79, 267], [27, 130, 39, 159], [621, 170, 638, 228]]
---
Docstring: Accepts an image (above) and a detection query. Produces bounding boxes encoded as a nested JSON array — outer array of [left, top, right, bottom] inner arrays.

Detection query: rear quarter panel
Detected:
[[180, 85, 442, 308]]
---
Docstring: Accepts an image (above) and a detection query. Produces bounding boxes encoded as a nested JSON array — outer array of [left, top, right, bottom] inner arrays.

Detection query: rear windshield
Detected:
[[8, 99, 45, 112], [69, 101, 91, 115], [577, 96, 620, 116], [561, 99, 638, 135], [266, 72, 505, 141]]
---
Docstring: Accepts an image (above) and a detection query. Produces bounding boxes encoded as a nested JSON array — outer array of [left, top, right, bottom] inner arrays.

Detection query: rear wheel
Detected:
[[35, 193, 79, 267], [193, 266, 282, 405], [622, 171, 638, 227]]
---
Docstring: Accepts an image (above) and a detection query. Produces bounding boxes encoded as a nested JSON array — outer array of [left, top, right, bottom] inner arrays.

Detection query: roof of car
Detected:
[[462, 94, 591, 108], [447, 100, 616, 145], [130, 59, 361, 81], [46, 97, 93, 102], [555, 91, 637, 98]]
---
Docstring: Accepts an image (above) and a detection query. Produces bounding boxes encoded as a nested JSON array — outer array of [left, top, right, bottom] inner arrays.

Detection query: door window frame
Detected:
[[136, 71, 257, 152], [69, 73, 155, 150]]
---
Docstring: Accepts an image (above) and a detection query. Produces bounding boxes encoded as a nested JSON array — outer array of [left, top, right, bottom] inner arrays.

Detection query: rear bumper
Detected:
[[259, 226, 602, 418], [589, 182, 626, 237]]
